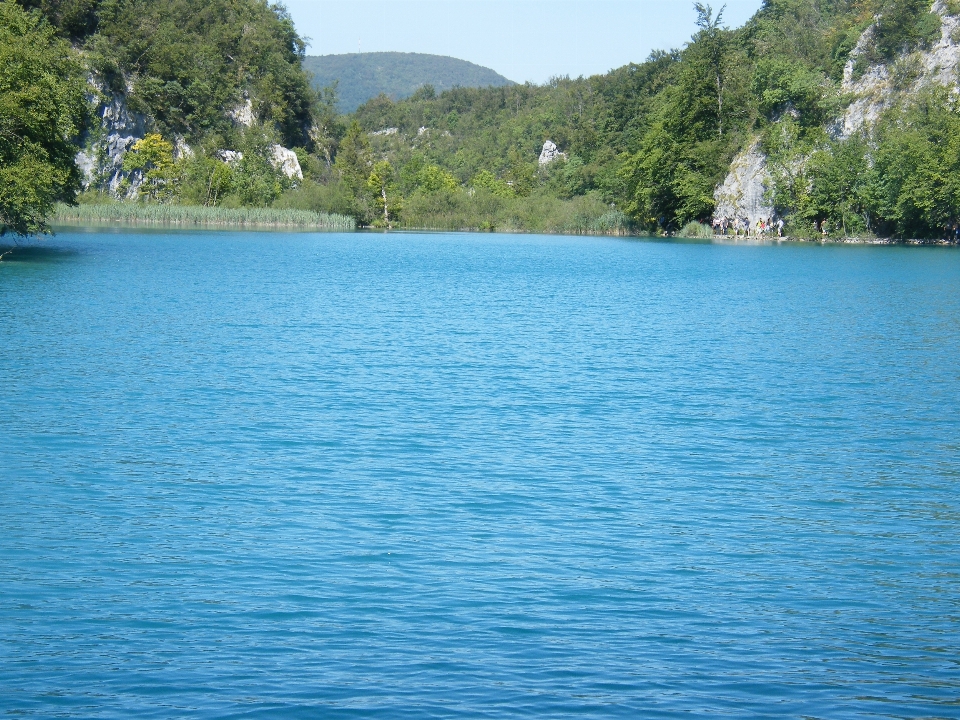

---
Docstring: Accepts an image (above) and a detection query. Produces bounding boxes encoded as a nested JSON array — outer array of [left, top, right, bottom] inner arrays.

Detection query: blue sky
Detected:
[[282, 0, 765, 84]]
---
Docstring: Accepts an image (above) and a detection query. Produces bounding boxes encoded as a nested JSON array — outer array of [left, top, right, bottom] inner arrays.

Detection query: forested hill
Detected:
[[6, 0, 322, 223], [7, 0, 960, 240], [303, 53, 513, 113], [332, 0, 960, 239]]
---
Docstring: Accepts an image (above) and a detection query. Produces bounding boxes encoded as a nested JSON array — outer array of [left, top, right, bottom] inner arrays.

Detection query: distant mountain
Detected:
[[303, 52, 514, 113]]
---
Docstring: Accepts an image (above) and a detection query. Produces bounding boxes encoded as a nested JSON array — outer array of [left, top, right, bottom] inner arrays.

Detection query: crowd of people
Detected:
[[712, 216, 784, 238]]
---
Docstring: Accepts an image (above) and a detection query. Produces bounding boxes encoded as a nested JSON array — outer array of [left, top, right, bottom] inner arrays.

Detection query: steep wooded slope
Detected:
[[334, 0, 960, 237]]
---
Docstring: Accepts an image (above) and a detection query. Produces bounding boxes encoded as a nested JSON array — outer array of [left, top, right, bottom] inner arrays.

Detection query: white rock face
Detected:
[[75, 78, 147, 197], [371, 128, 399, 136], [270, 145, 303, 180], [173, 136, 194, 161], [216, 150, 243, 165], [228, 98, 255, 128], [922, 1, 960, 82], [714, 141, 775, 227], [538, 140, 567, 166], [839, 1, 960, 137]]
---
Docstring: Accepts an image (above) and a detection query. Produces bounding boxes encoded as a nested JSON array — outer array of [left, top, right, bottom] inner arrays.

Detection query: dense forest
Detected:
[[303, 52, 513, 113], [4, 0, 960, 239], [319, 0, 960, 238]]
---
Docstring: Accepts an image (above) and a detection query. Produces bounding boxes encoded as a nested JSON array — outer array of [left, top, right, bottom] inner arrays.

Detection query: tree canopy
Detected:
[[0, 0, 86, 236]]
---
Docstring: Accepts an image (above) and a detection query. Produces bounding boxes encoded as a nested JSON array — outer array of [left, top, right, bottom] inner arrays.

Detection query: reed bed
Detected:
[[400, 191, 636, 236], [53, 203, 356, 230]]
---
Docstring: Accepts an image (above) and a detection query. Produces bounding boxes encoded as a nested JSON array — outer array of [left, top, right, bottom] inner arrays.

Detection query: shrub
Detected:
[[679, 221, 714, 238]]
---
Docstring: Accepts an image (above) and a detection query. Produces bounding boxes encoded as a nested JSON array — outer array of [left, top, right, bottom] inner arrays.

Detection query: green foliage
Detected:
[[367, 159, 400, 226], [414, 164, 459, 193], [771, 88, 960, 240], [16, 0, 99, 39], [871, 0, 941, 61], [471, 170, 513, 199], [752, 58, 836, 128], [401, 189, 631, 235], [274, 179, 355, 217], [800, 135, 873, 237], [122, 133, 177, 201], [305, 82, 345, 169], [866, 90, 960, 238], [0, 0, 87, 236], [680, 221, 714, 238], [230, 130, 291, 207], [21, 0, 316, 148], [332, 120, 375, 223]]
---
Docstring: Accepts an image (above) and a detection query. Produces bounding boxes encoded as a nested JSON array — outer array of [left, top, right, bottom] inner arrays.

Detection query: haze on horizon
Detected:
[[283, 0, 765, 85]]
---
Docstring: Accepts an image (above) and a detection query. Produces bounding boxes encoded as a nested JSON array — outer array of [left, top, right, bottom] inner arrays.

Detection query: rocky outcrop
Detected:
[[75, 79, 148, 196], [716, 2, 960, 222], [173, 136, 194, 161], [228, 98, 255, 128], [270, 145, 303, 180], [214, 146, 302, 180], [74, 78, 303, 195], [839, 1, 960, 137], [216, 150, 243, 165], [714, 141, 774, 226], [539, 140, 567, 166]]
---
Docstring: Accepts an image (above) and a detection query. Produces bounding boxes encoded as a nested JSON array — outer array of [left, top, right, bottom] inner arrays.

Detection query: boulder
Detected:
[[538, 140, 567, 166], [270, 145, 303, 180], [228, 98, 255, 128]]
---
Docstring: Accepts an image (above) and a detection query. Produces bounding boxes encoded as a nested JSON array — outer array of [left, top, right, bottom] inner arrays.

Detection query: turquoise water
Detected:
[[1, 230, 959, 718]]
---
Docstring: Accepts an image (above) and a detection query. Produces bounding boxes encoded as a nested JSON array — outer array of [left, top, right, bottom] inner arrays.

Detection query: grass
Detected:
[[398, 190, 635, 235], [52, 202, 356, 230]]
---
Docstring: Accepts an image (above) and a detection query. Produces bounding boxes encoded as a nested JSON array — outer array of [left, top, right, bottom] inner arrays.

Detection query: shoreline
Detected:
[[707, 235, 960, 246], [32, 222, 960, 245]]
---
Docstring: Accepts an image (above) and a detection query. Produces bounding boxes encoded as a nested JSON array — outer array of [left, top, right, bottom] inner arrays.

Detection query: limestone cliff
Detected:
[[713, 142, 774, 227], [839, 0, 960, 138], [77, 78, 303, 197], [75, 79, 147, 197], [715, 1, 960, 226]]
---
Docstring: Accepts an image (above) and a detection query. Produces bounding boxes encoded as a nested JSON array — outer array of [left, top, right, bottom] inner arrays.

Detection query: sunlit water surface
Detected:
[[1, 230, 959, 718]]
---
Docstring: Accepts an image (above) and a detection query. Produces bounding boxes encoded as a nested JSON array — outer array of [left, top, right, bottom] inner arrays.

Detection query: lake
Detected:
[[1, 230, 959, 718]]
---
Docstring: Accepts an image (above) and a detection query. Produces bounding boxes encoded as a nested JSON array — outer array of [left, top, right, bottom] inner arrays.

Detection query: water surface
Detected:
[[1, 231, 959, 718]]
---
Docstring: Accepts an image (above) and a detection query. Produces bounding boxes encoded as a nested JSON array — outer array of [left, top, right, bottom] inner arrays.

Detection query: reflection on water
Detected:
[[0, 242, 80, 264]]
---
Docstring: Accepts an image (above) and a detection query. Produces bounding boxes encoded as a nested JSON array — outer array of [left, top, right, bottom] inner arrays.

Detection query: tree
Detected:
[[311, 82, 344, 169], [367, 160, 399, 227], [333, 120, 374, 223], [693, 3, 728, 137], [415, 164, 459, 194], [471, 170, 513, 199], [798, 135, 872, 237], [0, 0, 87, 236], [122, 133, 178, 202]]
